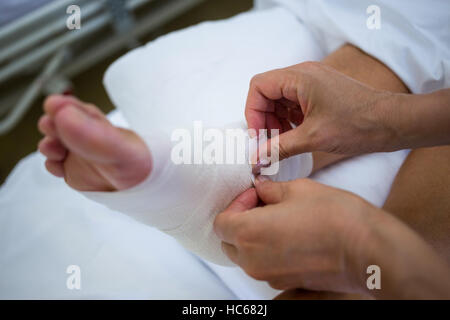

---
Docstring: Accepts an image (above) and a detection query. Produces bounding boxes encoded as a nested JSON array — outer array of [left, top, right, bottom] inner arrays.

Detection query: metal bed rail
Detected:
[[0, 0, 206, 134]]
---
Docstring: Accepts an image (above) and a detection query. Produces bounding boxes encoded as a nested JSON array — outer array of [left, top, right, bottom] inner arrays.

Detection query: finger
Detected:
[[265, 113, 282, 135], [38, 136, 67, 161], [221, 242, 239, 264], [288, 107, 304, 126], [259, 123, 314, 162], [278, 97, 299, 110], [38, 115, 57, 137], [225, 188, 259, 214], [274, 103, 289, 119], [214, 188, 259, 242], [254, 176, 287, 205], [279, 117, 293, 133], [245, 69, 299, 134], [268, 108, 293, 134], [45, 159, 65, 177]]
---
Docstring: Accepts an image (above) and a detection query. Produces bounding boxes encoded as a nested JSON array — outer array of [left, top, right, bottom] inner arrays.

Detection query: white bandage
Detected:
[[82, 123, 313, 266], [83, 7, 318, 266]]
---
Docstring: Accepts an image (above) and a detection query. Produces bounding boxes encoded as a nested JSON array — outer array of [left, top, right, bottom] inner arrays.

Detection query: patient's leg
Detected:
[[38, 95, 151, 192], [37, 94, 313, 266], [383, 146, 450, 263], [38, 45, 410, 190]]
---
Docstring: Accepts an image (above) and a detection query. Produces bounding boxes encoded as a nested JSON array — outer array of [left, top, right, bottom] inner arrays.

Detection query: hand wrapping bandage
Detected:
[[83, 123, 312, 266], [81, 7, 319, 266]]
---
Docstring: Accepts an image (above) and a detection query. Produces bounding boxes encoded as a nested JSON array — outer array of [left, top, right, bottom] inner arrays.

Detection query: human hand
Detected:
[[245, 61, 398, 160], [214, 177, 377, 294], [214, 177, 450, 298]]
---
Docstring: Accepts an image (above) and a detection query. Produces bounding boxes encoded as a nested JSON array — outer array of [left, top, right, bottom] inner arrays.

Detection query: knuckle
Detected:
[[268, 280, 288, 290], [299, 61, 321, 71], [277, 141, 291, 160], [247, 268, 266, 281], [244, 263, 267, 281], [234, 219, 259, 249], [234, 226, 251, 246], [249, 73, 264, 88]]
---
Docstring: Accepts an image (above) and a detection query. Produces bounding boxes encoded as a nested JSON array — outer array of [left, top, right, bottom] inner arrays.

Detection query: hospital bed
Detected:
[[0, 3, 412, 299], [0, 0, 205, 134]]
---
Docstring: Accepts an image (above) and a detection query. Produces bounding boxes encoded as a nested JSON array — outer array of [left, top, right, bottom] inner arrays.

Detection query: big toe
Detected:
[[44, 94, 104, 119], [53, 104, 123, 163]]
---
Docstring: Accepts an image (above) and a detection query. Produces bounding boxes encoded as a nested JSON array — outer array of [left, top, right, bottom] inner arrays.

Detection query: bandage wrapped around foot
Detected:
[[82, 7, 319, 265], [82, 123, 312, 266]]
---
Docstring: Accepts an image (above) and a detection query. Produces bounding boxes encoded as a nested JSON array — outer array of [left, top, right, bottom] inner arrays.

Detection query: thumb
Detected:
[[276, 124, 314, 161], [214, 188, 258, 242], [258, 123, 314, 163], [226, 188, 259, 213], [254, 176, 287, 205]]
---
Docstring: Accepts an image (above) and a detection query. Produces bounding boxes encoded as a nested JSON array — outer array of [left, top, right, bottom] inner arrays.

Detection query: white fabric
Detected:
[[82, 126, 255, 267], [0, 6, 417, 299], [263, 0, 450, 93], [82, 124, 313, 266], [0, 150, 236, 299]]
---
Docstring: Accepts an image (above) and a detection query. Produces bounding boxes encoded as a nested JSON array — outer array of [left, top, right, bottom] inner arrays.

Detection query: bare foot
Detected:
[[38, 95, 152, 192]]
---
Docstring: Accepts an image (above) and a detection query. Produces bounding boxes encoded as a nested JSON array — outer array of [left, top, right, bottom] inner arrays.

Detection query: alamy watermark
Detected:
[[66, 5, 81, 30], [366, 5, 381, 30], [366, 265, 381, 290], [170, 121, 280, 175], [66, 264, 81, 290]]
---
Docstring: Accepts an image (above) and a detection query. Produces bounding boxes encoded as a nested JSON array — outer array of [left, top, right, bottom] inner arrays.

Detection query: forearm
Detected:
[[382, 90, 450, 151], [350, 207, 450, 299]]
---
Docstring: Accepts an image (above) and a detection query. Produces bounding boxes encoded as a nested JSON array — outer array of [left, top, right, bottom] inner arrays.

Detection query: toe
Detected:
[[44, 94, 105, 120], [45, 159, 65, 177], [38, 115, 57, 137], [53, 105, 120, 162], [81, 102, 106, 120], [44, 94, 82, 116], [38, 136, 67, 161]]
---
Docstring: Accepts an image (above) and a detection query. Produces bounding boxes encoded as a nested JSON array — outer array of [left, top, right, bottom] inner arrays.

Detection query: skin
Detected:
[[312, 44, 410, 171], [214, 177, 450, 299], [317, 45, 450, 295], [311, 46, 450, 268], [245, 56, 450, 161], [38, 95, 152, 191], [383, 146, 450, 264]]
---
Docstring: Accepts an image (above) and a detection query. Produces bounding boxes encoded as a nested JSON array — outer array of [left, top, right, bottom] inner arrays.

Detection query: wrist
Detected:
[[342, 202, 384, 295], [376, 89, 450, 151], [368, 91, 406, 152]]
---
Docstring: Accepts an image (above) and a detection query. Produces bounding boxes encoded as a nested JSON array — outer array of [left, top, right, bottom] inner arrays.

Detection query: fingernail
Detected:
[[260, 157, 270, 166], [252, 158, 272, 175]]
